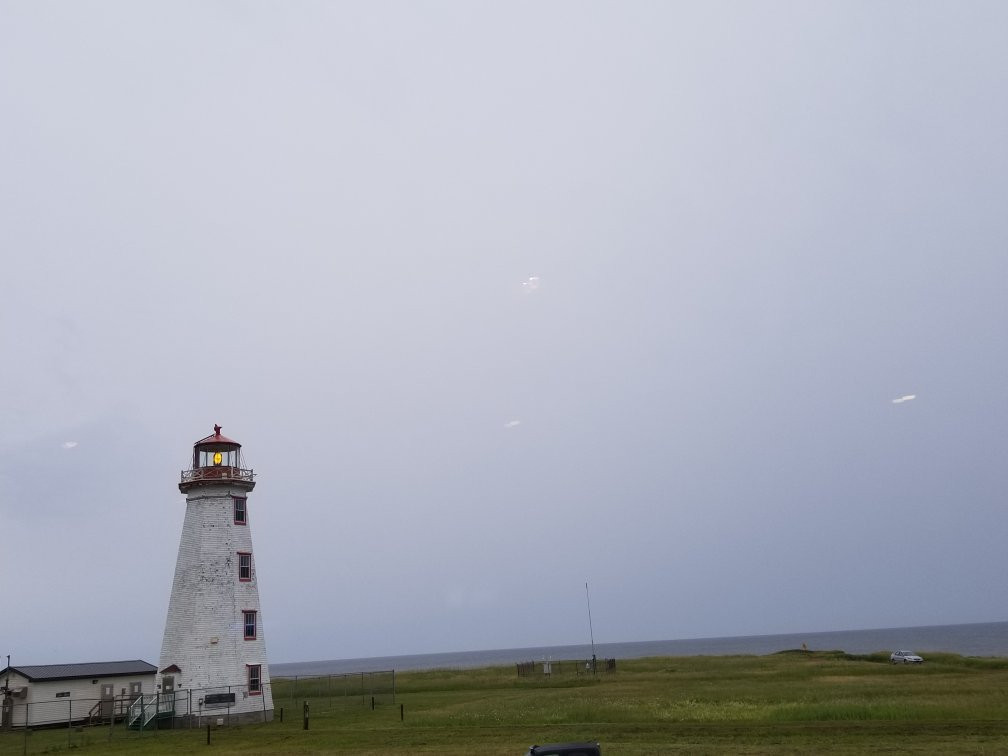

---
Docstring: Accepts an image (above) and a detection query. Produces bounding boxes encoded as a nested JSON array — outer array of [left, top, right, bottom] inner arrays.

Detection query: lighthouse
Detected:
[[158, 426, 273, 722]]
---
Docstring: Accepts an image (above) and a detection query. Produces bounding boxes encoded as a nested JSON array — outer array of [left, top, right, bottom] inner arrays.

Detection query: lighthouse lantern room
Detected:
[[159, 425, 273, 723], [180, 424, 253, 489]]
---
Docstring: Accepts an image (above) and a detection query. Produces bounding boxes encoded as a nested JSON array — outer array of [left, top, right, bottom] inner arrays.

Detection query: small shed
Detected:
[[0, 660, 157, 728]]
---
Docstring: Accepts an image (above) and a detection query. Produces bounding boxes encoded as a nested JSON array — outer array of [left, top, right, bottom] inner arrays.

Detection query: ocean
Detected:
[[271, 620, 1008, 677]]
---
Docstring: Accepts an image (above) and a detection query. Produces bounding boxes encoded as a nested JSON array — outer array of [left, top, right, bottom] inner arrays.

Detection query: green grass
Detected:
[[4, 651, 1008, 754]]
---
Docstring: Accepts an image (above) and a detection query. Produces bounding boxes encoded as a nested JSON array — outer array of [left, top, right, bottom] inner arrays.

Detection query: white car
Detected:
[[890, 650, 924, 664]]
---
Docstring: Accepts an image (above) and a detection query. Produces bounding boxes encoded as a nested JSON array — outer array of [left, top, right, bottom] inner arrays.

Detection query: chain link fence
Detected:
[[0, 683, 275, 753], [0, 672, 396, 753], [516, 658, 617, 677], [271, 670, 396, 710]]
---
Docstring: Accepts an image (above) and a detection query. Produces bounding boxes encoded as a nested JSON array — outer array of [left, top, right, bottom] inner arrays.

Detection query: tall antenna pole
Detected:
[[585, 582, 596, 674]]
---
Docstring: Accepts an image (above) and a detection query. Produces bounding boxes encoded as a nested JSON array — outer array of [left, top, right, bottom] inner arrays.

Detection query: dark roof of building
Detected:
[[0, 660, 157, 682]]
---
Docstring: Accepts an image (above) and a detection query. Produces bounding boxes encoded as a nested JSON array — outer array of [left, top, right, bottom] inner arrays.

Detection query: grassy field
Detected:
[[3, 651, 1008, 755]]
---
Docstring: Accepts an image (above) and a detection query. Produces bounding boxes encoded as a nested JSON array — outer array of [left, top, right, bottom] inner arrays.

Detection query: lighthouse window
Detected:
[[243, 610, 257, 640], [233, 497, 247, 524], [238, 552, 252, 581], [248, 664, 261, 694]]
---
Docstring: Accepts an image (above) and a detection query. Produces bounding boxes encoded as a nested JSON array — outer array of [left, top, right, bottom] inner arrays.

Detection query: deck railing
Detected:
[[86, 695, 133, 725]]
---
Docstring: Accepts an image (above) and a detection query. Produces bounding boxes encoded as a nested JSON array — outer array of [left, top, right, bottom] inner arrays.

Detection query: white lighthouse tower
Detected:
[[158, 425, 273, 723]]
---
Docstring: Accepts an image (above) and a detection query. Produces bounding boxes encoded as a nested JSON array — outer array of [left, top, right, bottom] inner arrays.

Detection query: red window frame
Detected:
[[243, 610, 257, 640], [238, 552, 252, 582], [247, 663, 261, 695], [233, 497, 247, 525]]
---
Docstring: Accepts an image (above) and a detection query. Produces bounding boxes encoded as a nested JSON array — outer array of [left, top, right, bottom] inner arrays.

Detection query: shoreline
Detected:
[[271, 619, 1008, 676]]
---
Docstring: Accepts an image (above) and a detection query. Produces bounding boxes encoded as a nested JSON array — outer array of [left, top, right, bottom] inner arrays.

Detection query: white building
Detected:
[[0, 660, 156, 728], [156, 425, 273, 724]]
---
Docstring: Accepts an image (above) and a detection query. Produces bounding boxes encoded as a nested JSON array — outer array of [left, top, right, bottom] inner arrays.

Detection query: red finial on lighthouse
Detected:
[[214, 424, 222, 437]]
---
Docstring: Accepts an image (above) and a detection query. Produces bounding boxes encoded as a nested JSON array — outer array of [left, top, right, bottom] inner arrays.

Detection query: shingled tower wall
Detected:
[[158, 426, 273, 723]]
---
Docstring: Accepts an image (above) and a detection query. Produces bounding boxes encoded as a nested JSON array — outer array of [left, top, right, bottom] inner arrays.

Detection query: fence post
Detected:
[[262, 684, 267, 722], [67, 699, 72, 748], [303, 701, 309, 730], [392, 670, 396, 704]]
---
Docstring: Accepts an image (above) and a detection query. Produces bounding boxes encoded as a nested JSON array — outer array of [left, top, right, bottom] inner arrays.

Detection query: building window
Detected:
[[243, 610, 257, 640], [56, 691, 70, 698], [233, 497, 247, 525], [248, 664, 261, 695], [238, 552, 252, 581]]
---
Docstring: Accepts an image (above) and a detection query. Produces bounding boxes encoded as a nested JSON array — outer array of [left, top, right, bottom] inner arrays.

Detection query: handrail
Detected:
[[180, 466, 254, 484], [127, 693, 174, 728], [87, 700, 102, 726], [144, 698, 157, 727], [126, 696, 144, 727], [89, 694, 133, 725]]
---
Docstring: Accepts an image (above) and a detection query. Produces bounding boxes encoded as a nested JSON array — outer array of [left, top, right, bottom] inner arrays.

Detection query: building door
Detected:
[[129, 682, 142, 701], [100, 684, 115, 718]]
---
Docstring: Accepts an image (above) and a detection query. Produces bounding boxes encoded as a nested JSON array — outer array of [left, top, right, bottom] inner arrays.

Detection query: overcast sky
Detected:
[[2, 1, 1007, 666]]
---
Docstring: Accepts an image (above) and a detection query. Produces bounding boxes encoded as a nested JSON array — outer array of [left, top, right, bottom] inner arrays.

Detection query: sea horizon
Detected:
[[271, 619, 1008, 677]]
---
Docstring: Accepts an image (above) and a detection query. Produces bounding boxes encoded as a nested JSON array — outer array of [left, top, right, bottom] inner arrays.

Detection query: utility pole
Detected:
[[3, 653, 11, 731]]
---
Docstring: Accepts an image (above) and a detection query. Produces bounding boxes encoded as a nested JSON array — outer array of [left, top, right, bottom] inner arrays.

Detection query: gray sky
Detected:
[[3, 1, 1007, 665]]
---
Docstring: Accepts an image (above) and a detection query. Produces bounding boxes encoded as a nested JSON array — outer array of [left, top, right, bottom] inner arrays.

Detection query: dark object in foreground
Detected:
[[526, 742, 601, 756]]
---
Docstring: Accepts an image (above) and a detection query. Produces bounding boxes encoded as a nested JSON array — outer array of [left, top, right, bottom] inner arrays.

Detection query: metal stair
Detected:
[[126, 694, 174, 730]]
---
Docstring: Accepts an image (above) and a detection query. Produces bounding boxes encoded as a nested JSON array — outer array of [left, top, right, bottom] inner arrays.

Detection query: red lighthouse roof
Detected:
[[194, 424, 241, 448]]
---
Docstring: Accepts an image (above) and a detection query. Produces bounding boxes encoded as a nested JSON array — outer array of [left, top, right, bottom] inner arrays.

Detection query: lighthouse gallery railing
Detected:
[[180, 466, 255, 484]]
